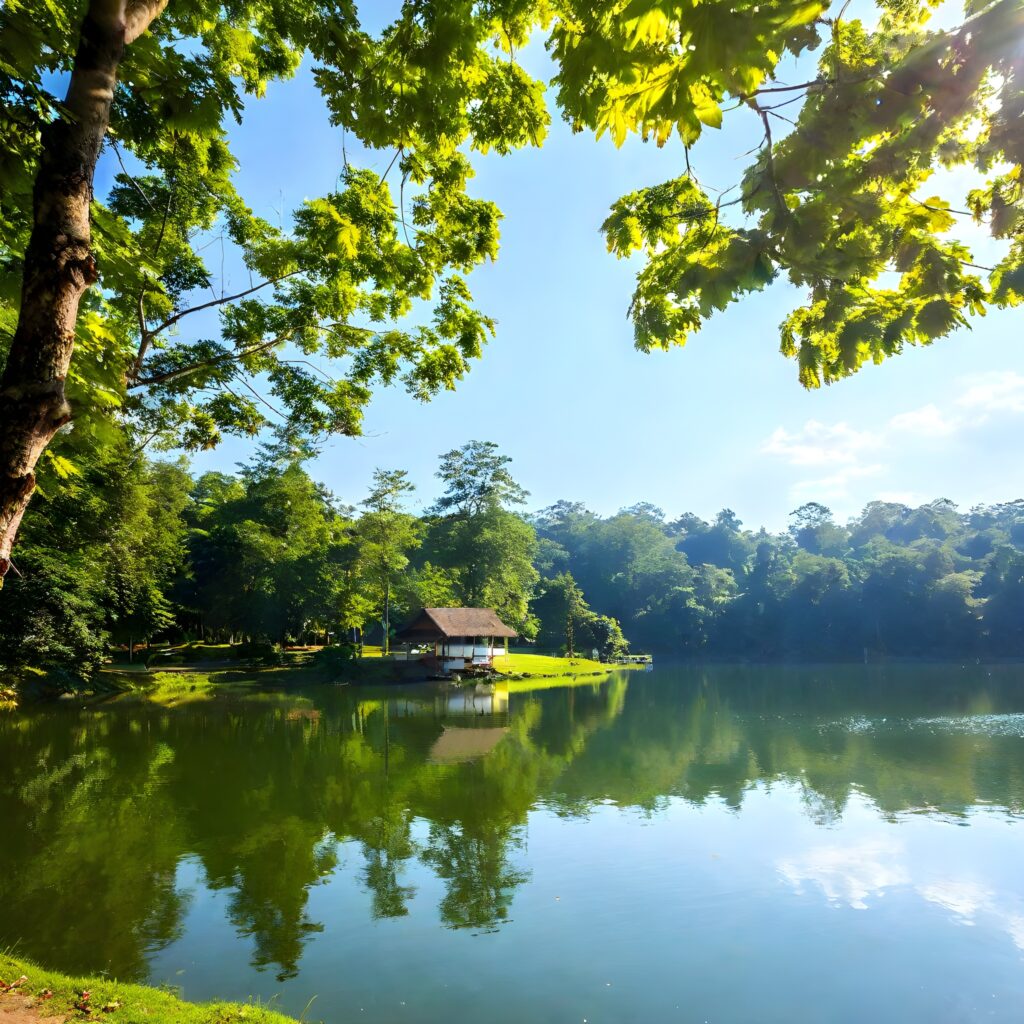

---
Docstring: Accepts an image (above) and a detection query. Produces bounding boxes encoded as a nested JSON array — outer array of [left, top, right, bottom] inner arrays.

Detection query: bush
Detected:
[[313, 643, 357, 676], [237, 640, 284, 666]]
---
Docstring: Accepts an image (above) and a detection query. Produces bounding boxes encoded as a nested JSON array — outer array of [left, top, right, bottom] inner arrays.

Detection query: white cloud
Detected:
[[780, 847, 1024, 954], [1007, 916, 1024, 953], [760, 421, 884, 502], [760, 371, 1024, 508], [917, 879, 1024, 953], [919, 880, 990, 921], [882, 372, 1024, 445], [876, 490, 926, 506], [778, 838, 909, 910], [956, 370, 1024, 417], [761, 421, 880, 468], [790, 463, 884, 501], [889, 403, 959, 437]]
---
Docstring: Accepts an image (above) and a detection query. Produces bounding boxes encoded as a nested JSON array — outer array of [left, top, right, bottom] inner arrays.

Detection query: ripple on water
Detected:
[[907, 713, 1024, 737], [816, 713, 1024, 737]]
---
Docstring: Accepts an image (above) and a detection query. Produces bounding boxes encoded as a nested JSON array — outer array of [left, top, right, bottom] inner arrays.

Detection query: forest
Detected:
[[3, 436, 1024, 684], [2, 0, 1023, 681]]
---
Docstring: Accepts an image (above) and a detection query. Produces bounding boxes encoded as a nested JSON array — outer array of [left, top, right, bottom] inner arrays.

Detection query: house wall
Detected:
[[440, 643, 502, 659]]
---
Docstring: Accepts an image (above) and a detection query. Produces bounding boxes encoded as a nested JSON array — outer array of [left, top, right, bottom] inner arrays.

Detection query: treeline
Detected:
[[535, 498, 1024, 659], [3, 437, 1024, 682]]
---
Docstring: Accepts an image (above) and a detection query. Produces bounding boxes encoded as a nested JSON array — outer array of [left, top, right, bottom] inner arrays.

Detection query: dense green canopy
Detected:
[[5, 433, 1024, 681], [1, 0, 1022, 572]]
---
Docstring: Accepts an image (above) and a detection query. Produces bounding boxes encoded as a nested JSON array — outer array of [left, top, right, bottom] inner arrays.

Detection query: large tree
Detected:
[[356, 468, 420, 654], [0, 0, 548, 580], [3, 0, 1022, 583], [423, 441, 538, 634]]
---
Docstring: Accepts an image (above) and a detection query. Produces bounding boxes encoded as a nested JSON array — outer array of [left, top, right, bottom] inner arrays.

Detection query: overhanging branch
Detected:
[[130, 334, 288, 389], [147, 269, 302, 338]]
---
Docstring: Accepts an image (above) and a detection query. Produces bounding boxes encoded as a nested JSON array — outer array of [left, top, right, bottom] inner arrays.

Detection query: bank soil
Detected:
[[0, 987, 65, 1024]]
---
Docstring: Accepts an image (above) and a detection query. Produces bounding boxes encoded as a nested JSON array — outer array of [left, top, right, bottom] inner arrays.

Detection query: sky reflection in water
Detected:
[[1, 664, 1023, 1023]]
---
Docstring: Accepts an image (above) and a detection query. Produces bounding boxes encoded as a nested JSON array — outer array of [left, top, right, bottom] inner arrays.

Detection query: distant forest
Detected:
[[3, 438, 1024, 681]]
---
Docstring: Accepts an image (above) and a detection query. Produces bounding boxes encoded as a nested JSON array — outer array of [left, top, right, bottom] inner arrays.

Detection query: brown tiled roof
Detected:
[[396, 607, 517, 639]]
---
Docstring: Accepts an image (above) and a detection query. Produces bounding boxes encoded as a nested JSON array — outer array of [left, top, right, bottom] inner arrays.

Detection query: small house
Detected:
[[394, 607, 517, 674]]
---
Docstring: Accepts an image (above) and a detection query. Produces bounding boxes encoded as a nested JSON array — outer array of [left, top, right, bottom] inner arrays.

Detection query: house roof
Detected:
[[396, 607, 517, 639]]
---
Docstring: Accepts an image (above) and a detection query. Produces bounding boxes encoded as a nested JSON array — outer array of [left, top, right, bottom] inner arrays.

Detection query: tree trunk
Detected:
[[0, 0, 166, 583]]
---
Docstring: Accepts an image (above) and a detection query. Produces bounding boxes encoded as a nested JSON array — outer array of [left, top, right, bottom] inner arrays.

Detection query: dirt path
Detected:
[[0, 989, 66, 1023]]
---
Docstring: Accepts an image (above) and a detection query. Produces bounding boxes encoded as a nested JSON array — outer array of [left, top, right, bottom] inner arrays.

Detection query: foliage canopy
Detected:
[[1, 0, 1019, 467]]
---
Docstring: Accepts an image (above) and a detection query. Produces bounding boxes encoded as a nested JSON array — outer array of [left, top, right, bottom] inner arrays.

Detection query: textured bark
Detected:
[[0, 0, 165, 582]]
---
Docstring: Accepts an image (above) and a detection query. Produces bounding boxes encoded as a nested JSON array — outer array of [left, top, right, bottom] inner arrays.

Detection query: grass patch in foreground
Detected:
[[0, 952, 300, 1023]]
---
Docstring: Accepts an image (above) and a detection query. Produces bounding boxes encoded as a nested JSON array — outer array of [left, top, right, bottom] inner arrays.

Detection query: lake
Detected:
[[2, 665, 1024, 1023]]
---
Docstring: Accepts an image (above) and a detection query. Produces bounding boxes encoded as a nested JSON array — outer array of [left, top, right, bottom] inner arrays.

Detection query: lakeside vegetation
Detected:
[[4, 436, 1024, 693], [33, 646, 631, 710], [492, 652, 612, 677], [0, 952, 299, 1024]]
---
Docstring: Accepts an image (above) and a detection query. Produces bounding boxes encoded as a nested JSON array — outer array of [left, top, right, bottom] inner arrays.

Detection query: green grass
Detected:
[[103, 671, 266, 707], [82, 649, 639, 707], [0, 952, 301, 1023], [492, 652, 614, 677]]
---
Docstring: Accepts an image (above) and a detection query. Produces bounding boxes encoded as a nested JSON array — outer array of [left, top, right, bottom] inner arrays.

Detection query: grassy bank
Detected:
[[492, 652, 612, 677], [2, 645, 644, 710], [0, 953, 300, 1023]]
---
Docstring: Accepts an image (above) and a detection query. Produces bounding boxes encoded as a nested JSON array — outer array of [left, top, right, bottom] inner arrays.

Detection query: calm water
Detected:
[[2, 665, 1024, 1023]]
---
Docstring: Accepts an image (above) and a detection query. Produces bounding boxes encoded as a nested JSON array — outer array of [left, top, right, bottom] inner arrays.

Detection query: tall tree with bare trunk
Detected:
[[0, 0, 167, 579], [0, 0, 550, 584]]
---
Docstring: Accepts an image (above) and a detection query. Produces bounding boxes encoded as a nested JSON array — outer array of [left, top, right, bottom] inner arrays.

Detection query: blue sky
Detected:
[[132, 25, 1022, 531]]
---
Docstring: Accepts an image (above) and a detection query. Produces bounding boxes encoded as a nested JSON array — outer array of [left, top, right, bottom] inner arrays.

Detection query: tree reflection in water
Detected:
[[1, 665, 1022, 981]]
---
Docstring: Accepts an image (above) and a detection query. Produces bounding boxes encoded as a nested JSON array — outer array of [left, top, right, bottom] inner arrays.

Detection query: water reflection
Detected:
[[1, 665, 1023, 989], [778, 836, 910, 908], [779, 830, 1024, 957]]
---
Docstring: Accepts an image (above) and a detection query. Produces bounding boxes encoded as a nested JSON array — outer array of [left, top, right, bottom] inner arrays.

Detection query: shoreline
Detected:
[[0, 953, 300, 1024], [2, 648, 646, 709]]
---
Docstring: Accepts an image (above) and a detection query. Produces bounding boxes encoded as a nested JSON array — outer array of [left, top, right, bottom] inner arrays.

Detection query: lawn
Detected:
[[0, 953, 300, 1024], [491, 652, 614, 677]]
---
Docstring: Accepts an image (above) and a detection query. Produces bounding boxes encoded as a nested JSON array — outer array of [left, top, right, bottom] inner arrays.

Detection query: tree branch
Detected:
[[110, 138, 153, 208], [130, 151, 175, 379], [130, 335, 288, 389], [230, 378, 285, 420], [756, 106, 788, 220], [124, 0, 169, 43], [147, 269, 301, 338], [743, 78, 831, 98], [378, 147, 402, 185]]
